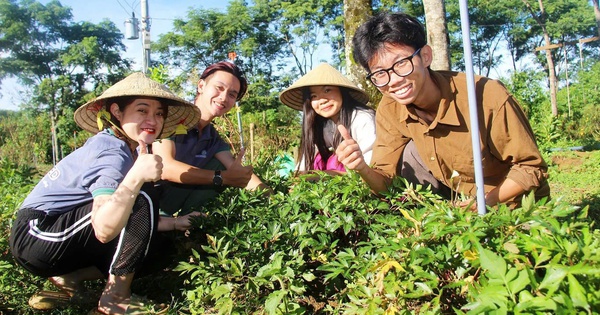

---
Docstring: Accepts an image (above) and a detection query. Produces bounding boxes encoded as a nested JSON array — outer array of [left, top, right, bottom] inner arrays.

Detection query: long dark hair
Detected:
[[298, 87, 373, 170]]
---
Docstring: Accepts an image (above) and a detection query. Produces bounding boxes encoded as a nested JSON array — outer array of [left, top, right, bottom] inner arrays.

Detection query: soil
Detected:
[[550, 151, 587, 170]]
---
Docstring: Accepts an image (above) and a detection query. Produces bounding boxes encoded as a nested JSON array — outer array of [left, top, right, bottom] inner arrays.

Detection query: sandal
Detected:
[[88, 294, 169, 315], [28, 290, 71, 310], [29, 289, 99, 310]]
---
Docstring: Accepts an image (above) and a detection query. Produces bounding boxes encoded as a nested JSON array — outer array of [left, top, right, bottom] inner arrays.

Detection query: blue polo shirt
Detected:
[[20, 130, 134, 215]]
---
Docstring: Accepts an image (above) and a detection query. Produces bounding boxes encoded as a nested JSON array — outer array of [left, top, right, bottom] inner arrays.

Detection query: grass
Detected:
[[546, 149, 600, 218]]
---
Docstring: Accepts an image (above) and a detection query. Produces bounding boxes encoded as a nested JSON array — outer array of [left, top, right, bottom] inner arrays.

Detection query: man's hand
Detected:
[[222, 148, 253, 187]]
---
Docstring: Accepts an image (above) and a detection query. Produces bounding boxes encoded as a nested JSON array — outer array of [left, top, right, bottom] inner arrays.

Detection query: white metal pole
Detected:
[[459, 0, 487, 215], [228, 52, 245, 150], [141, 0, 151, 73]]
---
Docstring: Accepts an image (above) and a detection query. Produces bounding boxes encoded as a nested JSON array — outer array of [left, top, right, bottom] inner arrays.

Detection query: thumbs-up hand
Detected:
[[222, 148, 253, 188], [335, 125, 368, 172], [130, 140, 163, 182]]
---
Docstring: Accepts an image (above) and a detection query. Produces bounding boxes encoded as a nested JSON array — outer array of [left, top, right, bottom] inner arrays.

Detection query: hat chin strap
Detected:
[[100, 117, 168, 151], [98, 115, 137, 143]]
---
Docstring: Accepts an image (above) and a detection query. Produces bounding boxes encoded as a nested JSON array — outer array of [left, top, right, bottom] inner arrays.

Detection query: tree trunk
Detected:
[[594, 0, 600, 37], [523, 0, 559, 116], [537, 0, 558, 117], [343, 0, 375, 104], [423, 0, 451, 70]]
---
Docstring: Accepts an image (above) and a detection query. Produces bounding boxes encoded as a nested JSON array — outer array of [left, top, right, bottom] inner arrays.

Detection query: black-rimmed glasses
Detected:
[[366, 48, 422, 87]]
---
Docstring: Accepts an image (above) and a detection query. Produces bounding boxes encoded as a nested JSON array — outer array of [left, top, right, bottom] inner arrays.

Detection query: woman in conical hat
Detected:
[[9, 72, 200, 314], [279, 62, 375, 175]]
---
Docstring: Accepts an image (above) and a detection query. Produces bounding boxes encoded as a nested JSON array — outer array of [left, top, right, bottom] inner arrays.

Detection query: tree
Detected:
[[343, 0, 373, 98], [523, 0, 559, 117], [423, 0, 450, 70], [0, 0, 131, 163], [520, 0, 597, 117]]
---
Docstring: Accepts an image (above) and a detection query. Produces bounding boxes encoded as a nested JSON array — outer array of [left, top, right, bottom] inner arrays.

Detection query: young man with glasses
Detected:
[[336, 12, 549, 209]]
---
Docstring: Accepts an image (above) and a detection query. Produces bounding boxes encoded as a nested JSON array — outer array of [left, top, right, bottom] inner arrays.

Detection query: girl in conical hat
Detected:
[[279, 62, 375, 175], [9, 72, 200, 314]]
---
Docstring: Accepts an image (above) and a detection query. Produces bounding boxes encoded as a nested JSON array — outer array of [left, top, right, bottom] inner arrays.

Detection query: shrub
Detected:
[[174, 171, 600, 314], [0, 159, 42, 313]]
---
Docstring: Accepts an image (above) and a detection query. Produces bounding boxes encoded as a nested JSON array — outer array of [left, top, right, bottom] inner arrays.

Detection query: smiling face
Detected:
[[368, 44, 433, 108], [196, 70, 241, 121], [308, 85, 343, 122], [111, 98, 165, 144]]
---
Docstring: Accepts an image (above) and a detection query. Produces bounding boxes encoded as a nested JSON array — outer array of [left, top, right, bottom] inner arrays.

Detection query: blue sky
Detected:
[[0, 0, 229, 110]]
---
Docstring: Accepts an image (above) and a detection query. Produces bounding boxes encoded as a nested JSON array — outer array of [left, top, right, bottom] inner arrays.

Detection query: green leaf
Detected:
[[567, 274, 589, 310], [538, 266, 567, 295], [514, 296, 557, 312], [478, 245, 507, 279], [265, 290, 286, 315], [508, 269, 530, 295], [211, 284, 232, 299], [301, 272, 316, 282], [533, 248, 553, 268]]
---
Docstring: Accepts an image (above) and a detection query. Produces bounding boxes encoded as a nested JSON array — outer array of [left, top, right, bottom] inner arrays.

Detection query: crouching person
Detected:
[[9, 72, 200, 314]]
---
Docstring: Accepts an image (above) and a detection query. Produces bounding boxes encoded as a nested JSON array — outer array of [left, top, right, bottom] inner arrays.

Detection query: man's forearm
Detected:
[[357, 167, 390, 195]]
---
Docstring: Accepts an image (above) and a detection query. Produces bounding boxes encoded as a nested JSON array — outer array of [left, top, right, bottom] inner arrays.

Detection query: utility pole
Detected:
[[141, 0, 151, 73]]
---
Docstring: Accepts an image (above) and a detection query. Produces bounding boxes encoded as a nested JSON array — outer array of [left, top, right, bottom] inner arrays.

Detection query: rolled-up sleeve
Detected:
[[488, 92, 548, 192]]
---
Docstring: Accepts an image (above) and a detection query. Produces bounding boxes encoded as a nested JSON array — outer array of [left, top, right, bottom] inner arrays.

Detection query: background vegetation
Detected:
[[1, 0, 599, 313]]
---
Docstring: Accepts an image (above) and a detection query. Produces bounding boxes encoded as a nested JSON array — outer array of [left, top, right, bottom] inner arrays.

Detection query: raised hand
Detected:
[[335, 125, 368, 172], [130, 140, 163, 183], [223, 148, 253, 188]]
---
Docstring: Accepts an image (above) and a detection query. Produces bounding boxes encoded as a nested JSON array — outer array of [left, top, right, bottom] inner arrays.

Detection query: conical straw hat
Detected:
[[279, 63, 370, 111], [74, 72, 200, 139]]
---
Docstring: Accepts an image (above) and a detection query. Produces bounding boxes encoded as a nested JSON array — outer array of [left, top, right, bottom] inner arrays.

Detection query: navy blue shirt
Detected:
[[170, 124, 230, 169]]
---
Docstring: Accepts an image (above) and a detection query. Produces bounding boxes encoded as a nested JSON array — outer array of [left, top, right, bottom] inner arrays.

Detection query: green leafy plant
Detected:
[[171, 169, 600, 314]]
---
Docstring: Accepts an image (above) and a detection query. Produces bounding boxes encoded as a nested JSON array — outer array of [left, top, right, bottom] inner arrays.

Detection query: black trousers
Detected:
[[9, 186, 160, 278]]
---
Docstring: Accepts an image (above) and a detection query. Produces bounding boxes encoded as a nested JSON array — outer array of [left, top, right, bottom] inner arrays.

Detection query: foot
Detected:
[[49, 276, 85, 297], [96, 293, 131, 315], [94, 294, 169, 315]]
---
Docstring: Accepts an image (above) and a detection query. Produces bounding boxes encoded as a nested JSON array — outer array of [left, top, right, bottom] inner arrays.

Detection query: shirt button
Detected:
[[430, 157, 435, 161]]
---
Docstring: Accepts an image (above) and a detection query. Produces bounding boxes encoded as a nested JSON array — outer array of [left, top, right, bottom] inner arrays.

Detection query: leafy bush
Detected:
[[174, 171, 600, 314], [2, 153, 600, 314], [0, 159, 43, 313]]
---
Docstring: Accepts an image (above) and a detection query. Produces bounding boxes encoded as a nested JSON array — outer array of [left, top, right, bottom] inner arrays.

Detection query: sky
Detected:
[[0, 0, 229, 111]]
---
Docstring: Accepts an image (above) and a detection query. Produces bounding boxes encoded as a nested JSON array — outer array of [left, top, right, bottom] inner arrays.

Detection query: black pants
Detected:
[[9, 186, 160, 278]]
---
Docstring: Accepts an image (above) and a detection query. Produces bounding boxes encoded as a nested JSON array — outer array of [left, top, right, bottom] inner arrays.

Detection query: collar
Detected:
[[429, 70, 460, 128]]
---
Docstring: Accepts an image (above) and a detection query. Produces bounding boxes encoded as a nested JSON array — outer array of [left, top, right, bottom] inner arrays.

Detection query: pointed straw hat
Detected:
[[74, 72, 200, 139], [279, 62, 370, 111]]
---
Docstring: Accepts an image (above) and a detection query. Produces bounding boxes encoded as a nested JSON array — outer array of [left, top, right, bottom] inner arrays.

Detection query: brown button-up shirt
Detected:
[[372, 70, 549, 200]]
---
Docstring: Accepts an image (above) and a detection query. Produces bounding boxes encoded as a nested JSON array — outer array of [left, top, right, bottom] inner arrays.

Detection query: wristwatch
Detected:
[[213, 170, 223, 187]]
